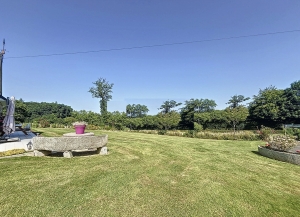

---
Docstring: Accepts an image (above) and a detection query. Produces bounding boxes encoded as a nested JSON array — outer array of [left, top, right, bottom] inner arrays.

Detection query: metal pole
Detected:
[[0, 39, 5, 96]]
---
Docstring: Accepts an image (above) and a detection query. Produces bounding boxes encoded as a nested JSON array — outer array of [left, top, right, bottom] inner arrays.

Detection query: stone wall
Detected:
[[258, 146, 300, 166]]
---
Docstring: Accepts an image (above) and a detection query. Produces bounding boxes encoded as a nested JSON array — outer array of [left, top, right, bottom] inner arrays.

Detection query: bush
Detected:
[[39, 119, 50, 128], [258, 126, 275, 141], [285, 128, 300, 141], [267, 135, 298, 151], [194, 131, 260, 141], [184, 130, 196, 138], [158, 130, 167, 135], [194, 122, 203, 132], [166, 131, 184, 137], [86, 124, 100, 130]]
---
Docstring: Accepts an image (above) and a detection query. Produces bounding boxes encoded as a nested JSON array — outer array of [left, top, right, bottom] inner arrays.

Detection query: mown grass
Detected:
[[1, 128, 300, 216]]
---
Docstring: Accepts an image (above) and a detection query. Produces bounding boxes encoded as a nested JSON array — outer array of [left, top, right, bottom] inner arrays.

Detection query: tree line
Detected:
[[13, 78, 300, 131]]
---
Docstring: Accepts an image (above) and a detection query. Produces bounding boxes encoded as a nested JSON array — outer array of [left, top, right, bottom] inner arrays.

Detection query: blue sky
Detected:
[[1, 1, 300, 114]]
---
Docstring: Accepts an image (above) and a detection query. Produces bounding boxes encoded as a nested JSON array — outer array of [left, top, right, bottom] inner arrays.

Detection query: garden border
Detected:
[[258, 146, 300, 166]]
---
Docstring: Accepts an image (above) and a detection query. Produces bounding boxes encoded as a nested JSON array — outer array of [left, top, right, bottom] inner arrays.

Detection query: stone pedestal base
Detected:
[[97, 146, 108, 155], [63, 151, 73, 158], [34, 150, 51, 157]]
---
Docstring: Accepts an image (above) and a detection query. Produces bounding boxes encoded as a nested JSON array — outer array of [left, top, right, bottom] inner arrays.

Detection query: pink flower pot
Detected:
[[74, 125, 86, 134]]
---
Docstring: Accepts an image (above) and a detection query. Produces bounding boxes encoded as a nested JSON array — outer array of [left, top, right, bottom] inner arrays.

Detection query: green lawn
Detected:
[[1, 129, 300, 216]]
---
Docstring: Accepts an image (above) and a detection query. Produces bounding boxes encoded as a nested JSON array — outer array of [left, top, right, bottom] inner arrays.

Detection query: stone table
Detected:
[[33, 133, 108, 158]]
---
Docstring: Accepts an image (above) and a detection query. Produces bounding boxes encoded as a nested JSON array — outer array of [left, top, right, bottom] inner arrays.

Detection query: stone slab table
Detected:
[[33, 134, 108, 158]]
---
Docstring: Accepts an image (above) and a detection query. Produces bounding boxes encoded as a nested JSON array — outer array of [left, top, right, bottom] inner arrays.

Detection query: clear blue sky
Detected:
[[1, 1, 300, 114]]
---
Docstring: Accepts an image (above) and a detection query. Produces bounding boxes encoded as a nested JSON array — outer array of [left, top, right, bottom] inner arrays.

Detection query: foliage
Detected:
[[135, 129, 260, 141], [14, 100, 28, 123], [156, 111, 181, 131], [63, 117, 77, 126], [267, 135, 298, 151], [194, 110, 233, 130], [24, 101, 73, 120], [105, 111, 127, 130], [88, 77, 114, 115], [285, 128, 300, 141], [194, 112, 212, 129], [72, 121, 88, 126], [71, 110, 103, 126], [180, 98, 217, 129], [194, 131, 260, 141], [282, 80, 300, 123], [248, 86, 286, 127], [37, 118, 50, 128], [126, 104, 149, 118], [226, 95, 250, 108], [224, 106, 249, 133], [257, 126, 275, 141], [159, 100, 182, 114], [157, 130, 167, 135], [10, 80, 300, 133], [193, 122, 203, 132]]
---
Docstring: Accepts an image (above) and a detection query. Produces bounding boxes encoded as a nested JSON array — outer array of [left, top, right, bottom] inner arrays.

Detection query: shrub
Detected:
[[39, 119, 50, 128], [194, 131, 260, 141], [166, 131, 184, 137], [86, 124, 99, 130], [193, 122, 203, 132], [267, 135, 298, 151], [158, 130, 167, 135], [184, 130, 196, 138], [258, 126, 275, 141], [285, 128, 300, 141]]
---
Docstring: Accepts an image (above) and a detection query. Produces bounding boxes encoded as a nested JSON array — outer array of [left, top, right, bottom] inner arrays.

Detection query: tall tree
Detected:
[[159, 100, 182, 114], [88, 78, 114, 115], [227, 95, 250, 108], [248, 86, 286, 127], [282, 80, 300, 123]]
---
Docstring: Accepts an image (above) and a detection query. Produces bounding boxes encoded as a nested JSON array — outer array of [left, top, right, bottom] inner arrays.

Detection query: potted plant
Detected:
[[72, 121, 88, 134]]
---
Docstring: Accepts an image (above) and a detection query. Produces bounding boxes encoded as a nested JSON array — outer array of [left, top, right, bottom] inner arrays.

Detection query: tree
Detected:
[[126, 104, 135, 118], [180, 98, 217, 129], [126, 104, 149, 130], [282, 80, 300, 123], [194, 112, 211, 129], [248, 86, 286, 127], [191, 99, 217, 113], [156, 111, 181, 130], [25, 101, 73, 120], [159, 100, 182, 114], [225, 106, 249, 133], [126, 104, 149, 118], [88, 78, 114, 115], [14, 100, 28, 123], [227, 95, 250, 108]]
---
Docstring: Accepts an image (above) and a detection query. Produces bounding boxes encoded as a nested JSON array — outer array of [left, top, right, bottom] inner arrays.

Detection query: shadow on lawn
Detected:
[[251, 151, 261, 156], [49, 150, 106, 158]]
